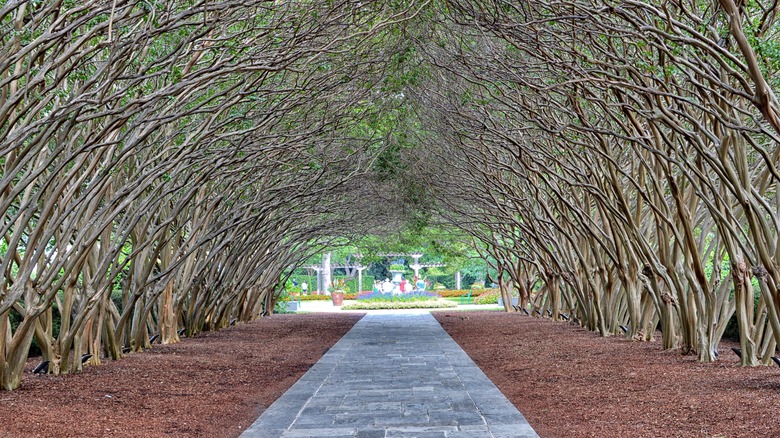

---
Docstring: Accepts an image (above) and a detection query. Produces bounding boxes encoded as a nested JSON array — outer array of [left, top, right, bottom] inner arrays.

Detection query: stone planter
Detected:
[[389, 270, 404, 283], [284, 301, 299, 312], [331, 292, 345, 306], [497, 297, 519, 307], [389, 270, 404, 294]]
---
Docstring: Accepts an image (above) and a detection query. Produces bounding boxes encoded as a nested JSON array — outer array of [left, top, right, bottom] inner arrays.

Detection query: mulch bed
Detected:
[[434, 311, 780, 437], [3, 311, 778, 437], [0, 313, 363, 438]]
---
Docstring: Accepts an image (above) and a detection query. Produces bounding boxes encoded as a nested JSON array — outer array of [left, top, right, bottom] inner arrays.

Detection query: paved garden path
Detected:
[[240, 311, 538, 438]]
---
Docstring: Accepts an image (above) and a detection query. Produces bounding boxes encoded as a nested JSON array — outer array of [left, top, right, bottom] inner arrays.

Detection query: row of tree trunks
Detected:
[[405, 0, 780, 365], [0, 1, 429, 389]]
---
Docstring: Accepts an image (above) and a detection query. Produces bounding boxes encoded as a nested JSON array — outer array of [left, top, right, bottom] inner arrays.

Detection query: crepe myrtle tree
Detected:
[[0, 0, 430, 389], [402, 0, 780, 364], [5, 0, 780, 393]]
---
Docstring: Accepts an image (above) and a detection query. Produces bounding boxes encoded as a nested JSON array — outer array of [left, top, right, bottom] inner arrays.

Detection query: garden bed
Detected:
[[293, 293, 360, 301], [0, 313, 363, 438], [341, 300, 456, 310], [437, 288, 494, 297], [435, 311, 780, 437], [3, 311, 775, 437]]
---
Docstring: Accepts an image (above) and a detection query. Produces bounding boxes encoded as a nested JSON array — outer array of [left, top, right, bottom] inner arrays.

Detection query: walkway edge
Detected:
[[240, 311, 538, 437]]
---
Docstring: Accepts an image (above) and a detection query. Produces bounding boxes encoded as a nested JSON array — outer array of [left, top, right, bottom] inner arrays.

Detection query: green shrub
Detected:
[[388, 264, 405, 271], [274, 300, 298, 314], [723, 314, 739, 341], [342, 300, 456, 310], [474, 289, 500, 305], [287, 275, 375, 294], [9, 308, 21, 333], [111, 291, 124, 313], [428, 275, 455, 289], [344, 275, 374, 293], [438, 289, 495, 298], [290, 275, 317, 291], [278, 289, 293, 302], [723, 285, 762, 341], [10, 303, 62, 357]]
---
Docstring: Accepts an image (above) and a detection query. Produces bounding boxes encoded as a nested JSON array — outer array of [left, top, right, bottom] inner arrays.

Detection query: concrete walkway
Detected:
[[240, 311, 538, 438]]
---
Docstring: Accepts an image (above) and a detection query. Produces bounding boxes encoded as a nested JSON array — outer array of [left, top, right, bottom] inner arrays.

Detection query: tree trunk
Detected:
[[160, 279, 180, 344]]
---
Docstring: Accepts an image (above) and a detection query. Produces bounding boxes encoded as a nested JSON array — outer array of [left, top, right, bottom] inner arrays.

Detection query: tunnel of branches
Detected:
[[3, 0, 780, 391]]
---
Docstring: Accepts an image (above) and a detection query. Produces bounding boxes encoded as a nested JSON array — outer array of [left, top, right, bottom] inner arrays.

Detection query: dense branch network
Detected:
[[410, 0, 780, 366], [4, 0, 780, 391], [0, 0, 424, 390]]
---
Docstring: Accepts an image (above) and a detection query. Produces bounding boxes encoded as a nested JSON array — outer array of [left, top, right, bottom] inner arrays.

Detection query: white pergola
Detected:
[[331, 263, 368, 292], [309, 252, 448, 294], [379, 252, 446, 280]]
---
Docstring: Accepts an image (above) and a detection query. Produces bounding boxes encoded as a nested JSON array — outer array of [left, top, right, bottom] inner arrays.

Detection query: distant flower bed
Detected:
[[297, 291, 499, 302], [297, 295, 330, 301], [438, 289, 495, 298], [295, 293, 359, 301], [473, 289, 501, 305], [357, 291, 438, 303], [342, 300, 456, 310]]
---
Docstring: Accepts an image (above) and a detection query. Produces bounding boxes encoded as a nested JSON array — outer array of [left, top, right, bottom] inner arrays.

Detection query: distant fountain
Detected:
[[388, 265, 404, 294]]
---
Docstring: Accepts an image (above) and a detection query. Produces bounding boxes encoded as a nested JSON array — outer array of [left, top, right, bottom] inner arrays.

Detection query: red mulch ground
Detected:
[[434, 311, 780, 438], [0, 313, 363, 438], [3, 311, 778, 437]]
